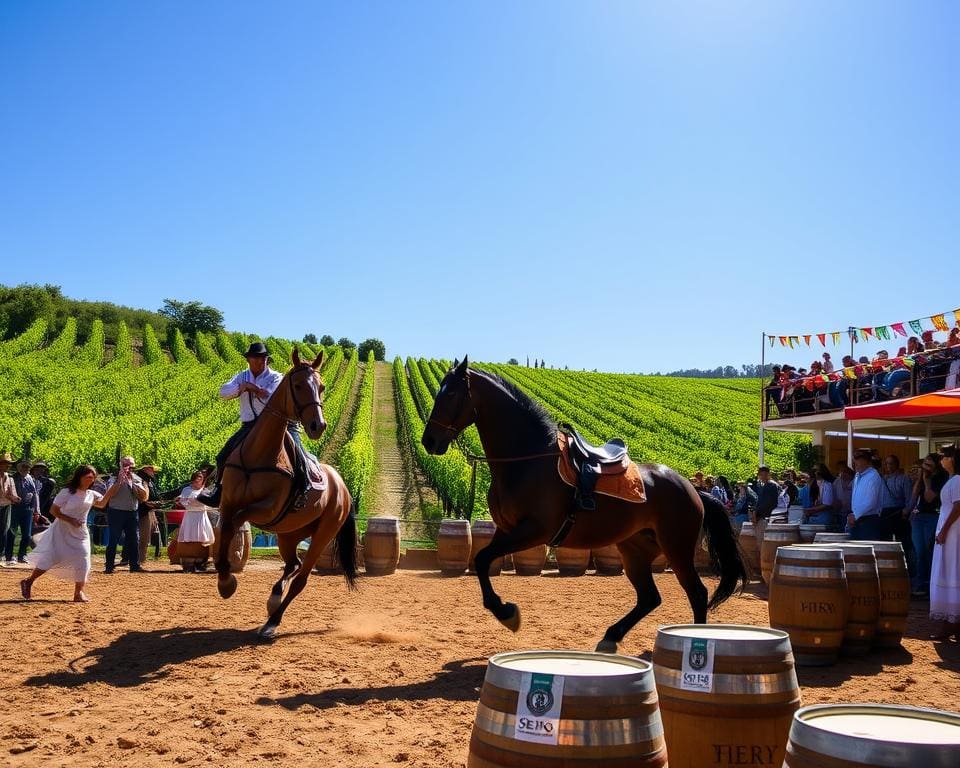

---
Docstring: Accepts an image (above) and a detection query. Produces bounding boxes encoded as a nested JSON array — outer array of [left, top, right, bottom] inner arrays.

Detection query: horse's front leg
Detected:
[[216, 509, 240, 599], [474, 522, 546, 633]]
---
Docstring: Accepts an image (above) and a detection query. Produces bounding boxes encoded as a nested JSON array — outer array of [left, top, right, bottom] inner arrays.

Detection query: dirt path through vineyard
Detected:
[[2, 561, 958, 767]]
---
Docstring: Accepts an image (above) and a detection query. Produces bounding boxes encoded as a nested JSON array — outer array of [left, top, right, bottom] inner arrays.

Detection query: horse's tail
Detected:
[[334, 499, 359, 590], [699, 491, 748, 610]]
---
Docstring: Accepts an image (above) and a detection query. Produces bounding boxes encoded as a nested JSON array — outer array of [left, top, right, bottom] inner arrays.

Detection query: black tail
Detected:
[[334, 500, 359, 590], [699, 491, 748, 609]]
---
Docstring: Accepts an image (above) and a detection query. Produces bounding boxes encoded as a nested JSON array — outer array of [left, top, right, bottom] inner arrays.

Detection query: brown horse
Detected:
[[421, 358, 747, 652], [215, 348, 358, 639]]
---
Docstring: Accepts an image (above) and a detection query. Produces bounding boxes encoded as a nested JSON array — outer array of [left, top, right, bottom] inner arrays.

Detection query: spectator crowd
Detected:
[[764, 328, 960, 419]]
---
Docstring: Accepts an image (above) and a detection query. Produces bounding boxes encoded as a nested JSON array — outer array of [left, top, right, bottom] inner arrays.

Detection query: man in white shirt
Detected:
[[200, 342, 309, 507], [849, 449, 885, 540], [822, 352, 834, 374]]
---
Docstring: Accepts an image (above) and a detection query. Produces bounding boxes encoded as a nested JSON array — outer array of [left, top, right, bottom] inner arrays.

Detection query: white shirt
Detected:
[[852, 466, 884, 519], [220, 366, 283, 423], [822, 359, 834, 373], [179, 485, 210, 512]]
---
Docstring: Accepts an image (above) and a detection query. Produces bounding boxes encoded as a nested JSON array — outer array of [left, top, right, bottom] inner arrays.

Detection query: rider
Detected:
[[199, 342, 311, 509]]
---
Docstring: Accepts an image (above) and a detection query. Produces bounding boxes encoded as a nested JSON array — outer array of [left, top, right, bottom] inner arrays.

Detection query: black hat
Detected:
[[244, 342, 269, 358]]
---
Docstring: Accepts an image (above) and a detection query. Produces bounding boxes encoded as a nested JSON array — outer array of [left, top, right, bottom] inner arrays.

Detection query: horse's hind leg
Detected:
[[267, 533, 302, 617], [259, 531, 323, 640], [596, 538, 661, 653]]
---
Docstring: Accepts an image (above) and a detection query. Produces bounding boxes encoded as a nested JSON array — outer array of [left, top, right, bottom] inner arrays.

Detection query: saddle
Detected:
[[557, 424, 644, 510], [280, 433, 327, 496]]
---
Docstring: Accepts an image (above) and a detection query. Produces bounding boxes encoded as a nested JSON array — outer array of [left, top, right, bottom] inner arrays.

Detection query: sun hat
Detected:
[[244, 342, 269, 358]]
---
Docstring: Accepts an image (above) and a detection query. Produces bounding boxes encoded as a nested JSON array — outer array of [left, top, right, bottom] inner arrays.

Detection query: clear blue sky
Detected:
[[1, 2, 957, 373]]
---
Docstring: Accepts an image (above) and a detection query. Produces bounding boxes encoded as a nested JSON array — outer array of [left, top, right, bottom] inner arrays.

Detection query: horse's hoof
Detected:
[[266, 593, 282, 616], [257, 623, 278, 641], [595, 639, 619, 654], [498, 604, 521, 633], [217, 574, 237, 599]]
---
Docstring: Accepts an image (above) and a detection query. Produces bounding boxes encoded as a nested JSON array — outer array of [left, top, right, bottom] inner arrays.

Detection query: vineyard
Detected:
[[1, 321, 807, 533]]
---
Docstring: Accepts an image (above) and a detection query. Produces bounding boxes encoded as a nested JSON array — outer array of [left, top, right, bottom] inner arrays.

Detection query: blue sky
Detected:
[[1, 2, 957, 373]]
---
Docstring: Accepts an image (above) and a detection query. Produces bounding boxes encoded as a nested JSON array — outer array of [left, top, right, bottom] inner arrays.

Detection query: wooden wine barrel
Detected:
[[761, 524, 802, 585], [653, 624, 800, 768], [798, 524, 827, 543], [167, 529, 180, 565], [768, 546, 848, 666], [363, 517, 401, 576], [176, 540, 209, 572], [555, 546, 590, 576], [315, 537, 341, 573], [470, 520, 503, 576], [784, 704, 960, 767], [858, 541, 910, 648], [812, 533, 851, 543], [468, 650, 667, 767], [438, 519, 472, 575], [822, 543, 880, 656], [513, 544, 547, 576], [592, 544, 624, 576], [738, 522, 761, 581]]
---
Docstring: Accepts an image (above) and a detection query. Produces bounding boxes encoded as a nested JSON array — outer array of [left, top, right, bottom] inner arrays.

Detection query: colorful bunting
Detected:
[[831, 331, 841, 345], [769, 336, 775, 347], [954, 309, 960, 326], [817, 333, 826, 346], [910, 319, 924, 335], [891, 322, 907, 337], [931, 314, 949, 332], [875, 326, 890, 340], [767, 308, 958, 348], [779, 336, 788, 347], [803, 334, 811, 346]]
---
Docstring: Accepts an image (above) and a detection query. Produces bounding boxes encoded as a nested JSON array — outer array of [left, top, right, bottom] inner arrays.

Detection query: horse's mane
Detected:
[[474, 368, 557, 439]]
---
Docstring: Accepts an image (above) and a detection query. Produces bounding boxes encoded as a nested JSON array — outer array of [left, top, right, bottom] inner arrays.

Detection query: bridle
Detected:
[[262, 365, 324, 423]]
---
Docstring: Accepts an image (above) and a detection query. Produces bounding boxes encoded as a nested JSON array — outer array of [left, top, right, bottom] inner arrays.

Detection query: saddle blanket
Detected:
[[305, 453, 326, 493], [557, 432, 646, 504]]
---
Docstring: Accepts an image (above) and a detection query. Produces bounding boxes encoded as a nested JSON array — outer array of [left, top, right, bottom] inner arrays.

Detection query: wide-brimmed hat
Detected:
[[31, 460, 48, 469], [244, 342, 269, 358], [0, 452, 13, 464], [16, 459, 31, 469], [139, 462, 159, 472]]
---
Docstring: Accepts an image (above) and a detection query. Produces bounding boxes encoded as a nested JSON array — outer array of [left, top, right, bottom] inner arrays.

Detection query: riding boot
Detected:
[[197, 465, 223, 508]]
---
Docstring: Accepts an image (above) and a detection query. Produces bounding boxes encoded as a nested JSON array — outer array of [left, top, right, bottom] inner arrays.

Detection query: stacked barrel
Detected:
[[766, 537, 910, 665]]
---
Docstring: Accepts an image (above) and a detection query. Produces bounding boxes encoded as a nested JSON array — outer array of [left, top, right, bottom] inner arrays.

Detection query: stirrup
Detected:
[[293, 492, 308, 509]]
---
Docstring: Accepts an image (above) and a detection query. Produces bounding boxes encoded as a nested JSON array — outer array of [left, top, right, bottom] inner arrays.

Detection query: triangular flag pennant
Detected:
[[902, 357, 916, 368], [845, 368, 858, 379], [931, 314, 949, 331], [848, 329, 859, 343], [832, 331, 841, 345], [859, 329, 870, 342], [769, 336, 775, 347], [876, 326, 890, 340], [803, 334, 811, 346], [909, 319, 924, 335], [817, 333, 826, 346], [789, 336, 799, 348], [891, 322, 907, 337], [779, 336, 788, 347], [953, 309, 960, 326]]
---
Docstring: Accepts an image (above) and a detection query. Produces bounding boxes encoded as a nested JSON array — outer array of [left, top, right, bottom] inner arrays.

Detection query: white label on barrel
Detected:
[[514, 672, 564, 745], [680, 637, 716, 692]]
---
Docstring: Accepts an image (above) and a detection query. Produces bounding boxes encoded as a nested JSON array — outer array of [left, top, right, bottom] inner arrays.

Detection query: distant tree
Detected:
[[0, 284, 60, 338], [357, 338, 386, 361], [159, 299, 224, 336], [302, 333, 318, 344], [507, 358, 519, 365], [526, 356, 530, 367], [338, 337, 356, 351], [320, 334, 335, 346]]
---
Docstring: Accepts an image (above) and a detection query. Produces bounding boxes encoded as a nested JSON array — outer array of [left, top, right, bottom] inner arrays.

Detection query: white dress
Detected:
[[177, 486, 215, 545], [930, 474, 960, 623], [27, 488, 101, 581]]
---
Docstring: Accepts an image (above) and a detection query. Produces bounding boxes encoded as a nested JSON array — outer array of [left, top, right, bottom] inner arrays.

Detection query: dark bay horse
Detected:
[[215, 348, 358, 639], [421, 358, 747, 652]]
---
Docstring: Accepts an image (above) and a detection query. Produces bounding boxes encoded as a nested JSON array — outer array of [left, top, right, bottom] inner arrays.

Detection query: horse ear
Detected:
[[312, 350, 324, 370], [292, 347, 302, 366], [452, 358, 460, 371], [456, 356, 469, 376]]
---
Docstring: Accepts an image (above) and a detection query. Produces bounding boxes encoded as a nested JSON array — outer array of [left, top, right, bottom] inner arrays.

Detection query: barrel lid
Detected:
[[813, 533, 852, 541], [798, 524, 827, 530], [655, 624, 792, 659], [486, 650, 654, 695], [366, 517, 400, 529], [791, 704, 960, 766], [821, 542, 875, 553], [776, 545, 844, 561], [855, 540, 905, 554], [439, 518, 470, 528]]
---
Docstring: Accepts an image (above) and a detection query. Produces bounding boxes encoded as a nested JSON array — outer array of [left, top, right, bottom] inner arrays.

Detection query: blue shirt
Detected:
[[852, 467, 883, 520], [879, 471, 912, 510]]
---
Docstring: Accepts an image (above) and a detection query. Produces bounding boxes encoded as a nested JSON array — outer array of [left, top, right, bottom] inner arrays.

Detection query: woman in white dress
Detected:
[[930, 445, 960, 640], [21, 464, 123, 602], [177, 470, 215, 552]]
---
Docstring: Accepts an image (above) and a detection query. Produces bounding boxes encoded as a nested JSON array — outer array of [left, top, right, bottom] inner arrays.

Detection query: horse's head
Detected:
[[422, 356, 474, 455], [287, 347, 327, 439]]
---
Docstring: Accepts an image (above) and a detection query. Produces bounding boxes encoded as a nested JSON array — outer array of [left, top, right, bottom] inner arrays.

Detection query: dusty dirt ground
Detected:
[[1, 557, 959, 767]]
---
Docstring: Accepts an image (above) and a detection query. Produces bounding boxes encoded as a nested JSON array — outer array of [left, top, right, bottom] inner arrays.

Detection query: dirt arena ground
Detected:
[[2, 557, 958, 767]]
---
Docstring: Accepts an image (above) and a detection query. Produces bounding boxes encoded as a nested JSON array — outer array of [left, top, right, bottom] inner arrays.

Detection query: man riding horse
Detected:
[[199, 342, 311, 509]]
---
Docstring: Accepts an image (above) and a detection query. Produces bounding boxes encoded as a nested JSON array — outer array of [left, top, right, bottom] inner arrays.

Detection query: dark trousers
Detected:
[[5, 507, 33, 560], [882, 508, 916, 576], [106, 508, 140, 569], [850, 515, 885, 541]]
